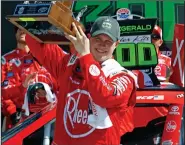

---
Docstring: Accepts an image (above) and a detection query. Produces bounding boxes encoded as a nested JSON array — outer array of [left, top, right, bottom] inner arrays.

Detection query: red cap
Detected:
[[152, 25, 162, 39]]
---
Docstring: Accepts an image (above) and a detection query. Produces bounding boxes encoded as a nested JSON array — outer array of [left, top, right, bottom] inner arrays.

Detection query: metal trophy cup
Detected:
[[6, 1, 86, 44]]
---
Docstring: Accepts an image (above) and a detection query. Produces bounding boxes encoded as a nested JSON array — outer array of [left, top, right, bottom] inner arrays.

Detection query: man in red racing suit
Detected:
[[140, 25, 172, 86], [1, 28, 58, 129], [25, 16, 137, 145]]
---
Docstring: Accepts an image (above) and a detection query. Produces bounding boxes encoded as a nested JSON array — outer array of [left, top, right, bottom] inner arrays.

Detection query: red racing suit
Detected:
[[26, 34, 137, 145], [1, 48, 58, 118], [134, 51, 171, 128], [140, 51, 172, 87], [155, 51, 171, 82], [2, 49, 27, 116]]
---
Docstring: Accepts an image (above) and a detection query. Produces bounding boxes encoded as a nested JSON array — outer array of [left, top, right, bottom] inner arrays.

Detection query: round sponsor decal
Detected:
[[166, 120, 177, 132], [171, 106, 179, 112], [63, 89, 96, 138], [89, 64, 100, 76], [155, 65, 161, 74], [116, 8, 131, 20]]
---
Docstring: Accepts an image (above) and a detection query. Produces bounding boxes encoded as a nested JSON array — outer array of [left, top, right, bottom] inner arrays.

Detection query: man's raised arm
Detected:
[[25, 34, 69, 80]]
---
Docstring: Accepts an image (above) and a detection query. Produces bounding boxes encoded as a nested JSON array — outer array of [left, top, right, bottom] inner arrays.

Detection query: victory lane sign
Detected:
[[6, 1, 83, 44]]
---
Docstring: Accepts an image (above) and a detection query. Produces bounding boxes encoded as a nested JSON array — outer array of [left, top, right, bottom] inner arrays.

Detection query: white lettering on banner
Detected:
[[173, 39, 184, 85], [169, 106, 180, 115], [166, 120, 177, 132], [137, 95, 164, 100], [28, 27, 64, 36], [28, 28, 45, 35], [120, 35, 151, 43], [162, 140, 173, 145]]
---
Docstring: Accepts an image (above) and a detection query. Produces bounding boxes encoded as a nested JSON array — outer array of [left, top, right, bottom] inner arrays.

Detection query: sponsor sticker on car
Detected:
[[166, 120, 177, 132], [137, 95, 164, 100], [169, 106, 180, 115], [177, 94, 184, 98]]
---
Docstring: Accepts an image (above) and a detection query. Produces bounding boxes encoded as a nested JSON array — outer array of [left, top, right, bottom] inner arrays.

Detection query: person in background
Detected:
[[133, 25, 172, 145], [1, 27, 58, 130], [152, 25, 172, 82], [138, 25, 172, 87]]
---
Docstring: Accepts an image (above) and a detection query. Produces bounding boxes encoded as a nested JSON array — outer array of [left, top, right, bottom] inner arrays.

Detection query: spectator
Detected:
[[152, 25, 172, 82], [139, 25, 172, 87], [1, 27, 58, 130]]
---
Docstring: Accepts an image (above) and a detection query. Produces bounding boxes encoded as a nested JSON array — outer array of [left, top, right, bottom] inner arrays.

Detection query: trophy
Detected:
[[6, 1, 87, 44]]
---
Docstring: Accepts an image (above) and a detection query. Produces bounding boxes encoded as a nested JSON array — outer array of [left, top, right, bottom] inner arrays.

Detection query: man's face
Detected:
[[35, 89, 47, 98], [90, 34, 119, 62], [151, 34, 163, 49], [15, 28, 26, 44]]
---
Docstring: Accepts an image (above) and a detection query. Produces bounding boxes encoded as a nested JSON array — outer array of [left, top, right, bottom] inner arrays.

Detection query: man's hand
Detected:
[[64, 22, 90, 57]]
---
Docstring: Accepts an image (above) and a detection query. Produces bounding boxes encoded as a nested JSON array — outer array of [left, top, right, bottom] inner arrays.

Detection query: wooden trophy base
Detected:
[[6, 1, 81, 45]]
